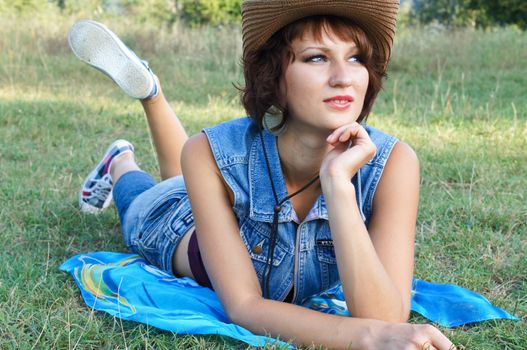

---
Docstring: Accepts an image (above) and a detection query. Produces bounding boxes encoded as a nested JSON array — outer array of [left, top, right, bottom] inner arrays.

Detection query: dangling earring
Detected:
[[262, 106, 286, 136]]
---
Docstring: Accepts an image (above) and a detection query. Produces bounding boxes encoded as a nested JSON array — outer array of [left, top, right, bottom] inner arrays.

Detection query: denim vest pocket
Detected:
[[315, 238, 340, 290], [239, 219, 288, 279], [316, 239, 337, 264]]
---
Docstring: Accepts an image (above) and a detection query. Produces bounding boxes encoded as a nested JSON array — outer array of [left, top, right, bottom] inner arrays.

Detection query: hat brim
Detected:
[[242, 0, 399, 71]]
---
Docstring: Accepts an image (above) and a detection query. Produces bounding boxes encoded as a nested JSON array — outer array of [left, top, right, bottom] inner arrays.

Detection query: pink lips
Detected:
[[323, 95, 354, 110]]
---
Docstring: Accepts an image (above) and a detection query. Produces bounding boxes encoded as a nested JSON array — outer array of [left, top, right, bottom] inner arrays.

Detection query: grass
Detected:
[[0, 12, 525, 349]]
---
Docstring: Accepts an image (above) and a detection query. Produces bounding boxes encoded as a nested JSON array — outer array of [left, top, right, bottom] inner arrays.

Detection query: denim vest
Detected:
[[203, 117, 398, 304]]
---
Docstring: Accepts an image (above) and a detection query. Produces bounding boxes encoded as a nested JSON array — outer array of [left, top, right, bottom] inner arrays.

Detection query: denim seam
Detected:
[[365, 138, 398, 221]]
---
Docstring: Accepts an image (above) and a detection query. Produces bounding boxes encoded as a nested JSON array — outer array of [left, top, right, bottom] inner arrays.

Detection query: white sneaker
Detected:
[[79, 140, 134, 214], [68, 20, 158, 100]]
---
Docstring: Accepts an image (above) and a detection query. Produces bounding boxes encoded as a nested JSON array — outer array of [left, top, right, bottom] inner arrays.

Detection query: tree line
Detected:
[[2, 0, 525, 29], [412, 0, 526, 29]]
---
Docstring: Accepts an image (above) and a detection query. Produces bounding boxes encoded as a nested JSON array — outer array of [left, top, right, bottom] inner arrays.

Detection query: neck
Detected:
[[277, 127, 330, 188]]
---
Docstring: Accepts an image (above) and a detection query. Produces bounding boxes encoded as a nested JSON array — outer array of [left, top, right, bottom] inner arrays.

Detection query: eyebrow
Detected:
[[299, 46, 330, 54], [298, 44, 358, 54]]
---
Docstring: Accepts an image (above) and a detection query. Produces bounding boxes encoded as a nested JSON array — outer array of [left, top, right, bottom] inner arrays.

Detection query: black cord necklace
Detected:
[[258, 129, 320, 299]]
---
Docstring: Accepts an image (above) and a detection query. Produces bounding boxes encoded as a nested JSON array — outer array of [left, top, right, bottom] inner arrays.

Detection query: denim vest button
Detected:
[[252, 245, 263, 255]]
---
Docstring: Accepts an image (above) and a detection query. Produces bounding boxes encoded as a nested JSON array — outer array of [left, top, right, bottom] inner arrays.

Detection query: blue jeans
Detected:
[[114, 171, 194, 274]]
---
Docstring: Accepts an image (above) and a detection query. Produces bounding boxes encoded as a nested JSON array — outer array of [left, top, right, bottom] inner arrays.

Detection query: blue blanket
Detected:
[[60, 252, 518, 348]]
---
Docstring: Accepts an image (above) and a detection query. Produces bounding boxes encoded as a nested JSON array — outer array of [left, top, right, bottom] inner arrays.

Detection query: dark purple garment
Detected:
[[187, 231, 295, 302], [187, 231, 213, 289]]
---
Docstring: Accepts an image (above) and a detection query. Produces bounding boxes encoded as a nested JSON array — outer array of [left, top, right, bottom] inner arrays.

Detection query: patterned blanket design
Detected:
[[60, 252, 518, 348]]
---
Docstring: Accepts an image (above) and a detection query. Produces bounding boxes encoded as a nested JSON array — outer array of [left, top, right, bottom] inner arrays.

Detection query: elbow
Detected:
[[397, 292, 412, 323], [354, 298, 410, 323], [372, 312, 408, 324], [386, 298, 411, 323], [227, 305, 248, 327], [225, 294, 264, 327], [400, 301, 411, 323], [385, 297, 411, 323], [386, 289, 412, 323], [377, 312, 410, 324], [385, 310, 410, 324]]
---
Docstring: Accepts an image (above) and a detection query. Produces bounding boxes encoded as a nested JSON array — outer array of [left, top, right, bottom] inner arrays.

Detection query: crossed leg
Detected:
[[69, 20, 196, 278], [140, 81, 189, 180], [111, 82, 189, 184], [109, 82, 195, 279]]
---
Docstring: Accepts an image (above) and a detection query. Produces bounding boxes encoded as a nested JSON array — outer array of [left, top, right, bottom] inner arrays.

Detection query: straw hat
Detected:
[[242, 0, 400, 71]]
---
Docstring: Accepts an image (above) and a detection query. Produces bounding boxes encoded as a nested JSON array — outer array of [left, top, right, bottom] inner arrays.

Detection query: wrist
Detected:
[[320, 174, 356, 196], [337, 317, 383, 350]]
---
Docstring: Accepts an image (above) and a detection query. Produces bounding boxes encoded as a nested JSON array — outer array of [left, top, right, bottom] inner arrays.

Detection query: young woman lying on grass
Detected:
[[69, 0, 455, 348]]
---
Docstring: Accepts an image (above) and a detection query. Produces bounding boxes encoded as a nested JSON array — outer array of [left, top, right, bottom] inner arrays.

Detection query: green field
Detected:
[[0, 13, 525, 349]]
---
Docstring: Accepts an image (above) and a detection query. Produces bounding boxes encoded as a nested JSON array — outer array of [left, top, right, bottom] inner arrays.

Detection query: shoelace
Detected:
[[88, 175, 113, 204]]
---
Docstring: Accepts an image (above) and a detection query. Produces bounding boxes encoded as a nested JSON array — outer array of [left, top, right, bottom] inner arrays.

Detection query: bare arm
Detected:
[[368, 141, 419, 320], [181, 133, 452, 350], [321, 124, 419, 322]]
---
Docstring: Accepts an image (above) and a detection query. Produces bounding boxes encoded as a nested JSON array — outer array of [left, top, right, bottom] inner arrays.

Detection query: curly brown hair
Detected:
[[241, 15, 387, 132]]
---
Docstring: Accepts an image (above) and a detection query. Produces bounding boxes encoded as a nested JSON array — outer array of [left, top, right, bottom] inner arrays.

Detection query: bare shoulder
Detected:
[[181, 133, 234, 203], [373, 140, 420, 209], [385, 141, 419, 174], [181, 133, 218, 175], [182, 133, 213, 162]]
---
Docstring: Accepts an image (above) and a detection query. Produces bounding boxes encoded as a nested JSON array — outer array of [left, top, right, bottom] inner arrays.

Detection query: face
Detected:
[[281, 28, 369, 134]]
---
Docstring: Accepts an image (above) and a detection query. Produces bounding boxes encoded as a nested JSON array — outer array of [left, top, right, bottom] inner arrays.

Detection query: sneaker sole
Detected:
[[79, 139, 134, 214], [79, 192, 113, 214], [68, 20, 154, 100]]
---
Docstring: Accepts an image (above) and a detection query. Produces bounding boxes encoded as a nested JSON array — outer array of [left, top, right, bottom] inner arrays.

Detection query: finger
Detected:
[[351, 123, 370, 142], [326, 127, 345, 144], [421, 342, 438, 350], [340, 124, 370, 145], [338, 127, 353, 142], [326, 123, 360, 144], [428, 328, 456, 350], [328, 122, 359, 139]]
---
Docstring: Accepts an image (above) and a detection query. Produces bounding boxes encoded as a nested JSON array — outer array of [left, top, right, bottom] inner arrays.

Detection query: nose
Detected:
[[328, 60, 354, 88]]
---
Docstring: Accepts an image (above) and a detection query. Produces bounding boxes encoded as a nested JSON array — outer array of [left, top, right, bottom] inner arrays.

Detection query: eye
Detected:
[[349, 55, 363, 63], [303, 55, 327, 63]]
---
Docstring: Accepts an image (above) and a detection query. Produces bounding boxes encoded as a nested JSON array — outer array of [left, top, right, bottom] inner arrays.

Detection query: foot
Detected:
[[80, 140, 135, 214], [68, 20, 158, 100]]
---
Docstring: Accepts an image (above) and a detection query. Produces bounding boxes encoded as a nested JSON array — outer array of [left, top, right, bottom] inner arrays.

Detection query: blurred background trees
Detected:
[[412, 0, 526, 29], [0, 0, 525, 29]]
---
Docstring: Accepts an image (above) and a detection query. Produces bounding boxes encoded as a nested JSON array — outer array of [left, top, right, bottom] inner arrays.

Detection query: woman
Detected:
[[70, 1, 455, 349]]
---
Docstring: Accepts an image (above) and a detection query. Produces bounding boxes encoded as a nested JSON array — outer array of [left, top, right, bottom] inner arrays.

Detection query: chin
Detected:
[[326, 116, 360, 128]]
